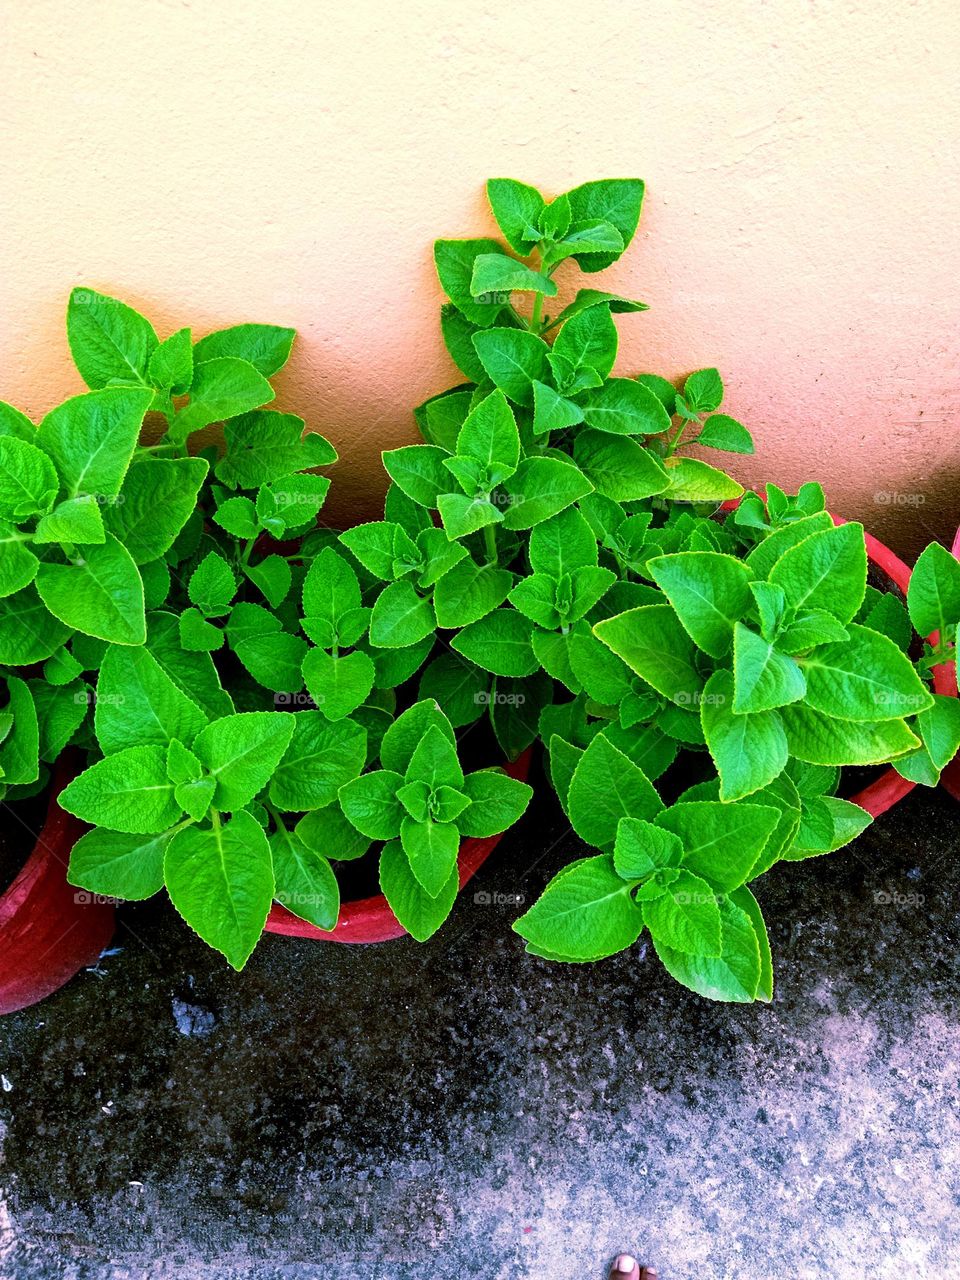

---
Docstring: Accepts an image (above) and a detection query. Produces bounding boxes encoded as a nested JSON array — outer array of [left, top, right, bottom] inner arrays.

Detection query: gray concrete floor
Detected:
[[1, 766, 959, 1279]]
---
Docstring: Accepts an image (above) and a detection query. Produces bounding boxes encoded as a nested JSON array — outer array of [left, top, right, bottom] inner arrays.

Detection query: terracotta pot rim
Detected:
[[720, 496, 954, 817]]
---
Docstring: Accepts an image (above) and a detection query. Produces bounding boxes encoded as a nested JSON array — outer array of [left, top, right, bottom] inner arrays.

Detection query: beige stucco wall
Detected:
[[2, 0, 958, 555]]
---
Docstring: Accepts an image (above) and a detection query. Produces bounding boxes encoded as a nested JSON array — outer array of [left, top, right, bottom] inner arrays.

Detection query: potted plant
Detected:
[[375, 176, 959, 1000], [5, 175, 953, 1005]]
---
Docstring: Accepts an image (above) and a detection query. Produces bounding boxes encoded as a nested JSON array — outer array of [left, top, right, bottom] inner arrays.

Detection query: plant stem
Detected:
[[483, 523, 498, 565]]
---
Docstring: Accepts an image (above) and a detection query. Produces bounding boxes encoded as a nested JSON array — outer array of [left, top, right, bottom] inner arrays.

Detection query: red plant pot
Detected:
[[720, 500, 955, 819], [264, 747, 533, 944], [0, 761, 115, 1015]]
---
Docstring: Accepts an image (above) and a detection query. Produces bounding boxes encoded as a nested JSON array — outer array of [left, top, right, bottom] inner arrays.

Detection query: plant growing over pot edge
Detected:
[[388, 176, 960, 1000], [0, 290, 533, 969]]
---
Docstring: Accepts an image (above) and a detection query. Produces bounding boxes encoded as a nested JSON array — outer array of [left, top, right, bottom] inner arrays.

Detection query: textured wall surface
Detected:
[[1, 0, 959, 554]]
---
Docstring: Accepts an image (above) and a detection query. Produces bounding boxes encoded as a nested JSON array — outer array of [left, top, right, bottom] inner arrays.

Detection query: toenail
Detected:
[[616, 1257, 637, 1274]]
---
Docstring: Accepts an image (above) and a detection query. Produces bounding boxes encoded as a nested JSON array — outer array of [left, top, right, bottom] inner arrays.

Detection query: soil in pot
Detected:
[[0, 788, 51, 897]]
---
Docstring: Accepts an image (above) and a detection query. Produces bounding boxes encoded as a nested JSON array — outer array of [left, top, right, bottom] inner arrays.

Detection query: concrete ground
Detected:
[[1, 762, 958, 1280]]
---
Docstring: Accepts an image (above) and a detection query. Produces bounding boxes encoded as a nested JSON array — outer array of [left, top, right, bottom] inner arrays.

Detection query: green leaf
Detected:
[[146, 609, 233, 720], [244, 554, 292, 609], [514, 855, 645, 960], [657, 800, 780, 892], [530, 505, 598, 577], [400, 816, 461, 897], [189, 551, 236, 617], [800, 624, 933, 721], [435, 238, 509, 325], [339, 768, 405, 839], [768, 522, 867, 624], [500, 456, 594, 529], [28, 679, 87, 762], [455, 389, 521, 479], [179, 607, 223, 653], [777, 609, 850, 652], [548, 290, 649, 327], [0, 401, 38, 442], [382, 444, 451, 508], [613, 817, 683, 880], [406, 724, 465, 790], [440, 306, 487, 383], [784, 795, 872, 859], [486, 178, 545, 252], [568, 735, 662, 849], [66, 288, 158, 388], [60, 744, 180, 833], [35, 534, 145, 645], [380, 699, 457, 774], [779, 704, 920, 765], [451, 608, 538, 676], [0, 677, 38, 784], [418, 654, 488, 727], [148, 326, 193, 393], [437, 492, 504, 540], [193, 323, 295, 375], [339, 521, 419, 580], [732, 623, 807, 713], [433, 556, 513, 628], [907, 541, 960, 638], [642, 869, 722, 956], [696, 413, 754, 454], [594, 604, 701, 704], [165, 810, 274, 970], [104, 458, 208, 564], [563, 179, 645, 272], [172, 357, 274, 440], [917, 693, 960, 769], [728, 885, 773, 1000], [580, 378, 671, 435], [459, 768, 532, 837], [531, 380, 584, 436], [268, 711, 366, 811], [270, 826, 339, 931], [369, 581, 436, 649], [256, 472, 329, 536], [472, 328, 550, 407], [33, 495, 104, 546], [682, 368, 724, 413], [743, 511, 834, 578], [38, 387, 153, 501], [662, 457, 743, 502], [0, 527, 38, 596], [470, 254, 557, 298], [302, 649, 376, 721], [68, 827, 170, 901], [213, 494, 258, 539], [95, 644, 207, 753], [216, 411, 336, 490], [228, 610, 305, 694], [653, 895, 762, 1003], [0, 436, 58, 520], [296, 803, 371, 861], [302, 546, 364, 636], [379, 838, 458, 941], [701, 670, 787, 801], [192, 711, 295, 811], [648, 551, 752, 659], [553, 305, 619, 380], [0, 586, 71, 664], [573, 429, 667, 501]]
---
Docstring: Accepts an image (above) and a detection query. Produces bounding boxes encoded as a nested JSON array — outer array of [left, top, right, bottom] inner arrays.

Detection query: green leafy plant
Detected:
[[0, 289, 532, 967], [390, 176, 956, 1001]]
